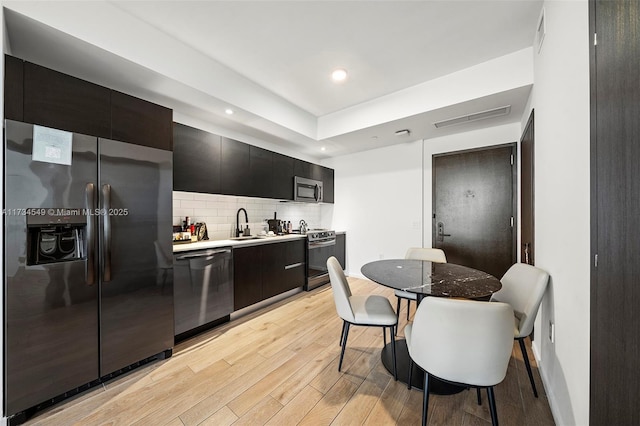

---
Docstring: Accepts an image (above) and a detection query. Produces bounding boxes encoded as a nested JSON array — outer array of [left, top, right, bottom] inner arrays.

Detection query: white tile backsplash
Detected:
[[173, 192, 323, 240]]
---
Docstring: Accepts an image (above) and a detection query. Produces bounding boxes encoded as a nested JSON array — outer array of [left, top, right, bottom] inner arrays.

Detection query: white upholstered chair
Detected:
[[396, 248, 447, 322], [327, 256, 397, 379], [405, 297, 514, 426], [491, 263, 550, 397]]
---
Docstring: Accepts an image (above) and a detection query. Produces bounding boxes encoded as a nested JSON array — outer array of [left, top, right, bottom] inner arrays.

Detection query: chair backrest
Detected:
[[409, 297, 514, 387], [405, 247, 447, 263], [491, 263, 550, 338], [154, 240, 172, 268], [327, 256, 354, 322]]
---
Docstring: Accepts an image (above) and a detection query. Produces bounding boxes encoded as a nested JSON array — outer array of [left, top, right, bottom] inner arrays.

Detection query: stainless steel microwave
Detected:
[[294, 176, 323, 203]]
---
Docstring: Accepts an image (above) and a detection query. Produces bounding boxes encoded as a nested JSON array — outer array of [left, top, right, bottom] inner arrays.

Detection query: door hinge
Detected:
[[510, 216, 514, 227], [594, 254, 598, 268], [594, 33, 597, 46], [510, 154, 514, 165]]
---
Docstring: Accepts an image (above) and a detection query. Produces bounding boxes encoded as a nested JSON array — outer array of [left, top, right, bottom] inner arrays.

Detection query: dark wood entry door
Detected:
[[590, 1, 640, 424], [433, 144, 516, 280], [521, 111, 535, 265]]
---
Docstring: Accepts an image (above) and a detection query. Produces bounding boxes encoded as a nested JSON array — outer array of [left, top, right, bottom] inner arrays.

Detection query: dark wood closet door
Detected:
[[521, 111, 535, 265], [433, 144, 516, 280], [590, 1, 640, 424]]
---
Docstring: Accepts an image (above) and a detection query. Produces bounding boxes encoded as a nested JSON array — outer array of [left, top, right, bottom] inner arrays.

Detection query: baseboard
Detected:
[[531, 343, 564, 426]]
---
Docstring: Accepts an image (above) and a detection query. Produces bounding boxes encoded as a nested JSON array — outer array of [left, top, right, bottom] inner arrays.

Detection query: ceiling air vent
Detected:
[[433, 105, 511, 129]]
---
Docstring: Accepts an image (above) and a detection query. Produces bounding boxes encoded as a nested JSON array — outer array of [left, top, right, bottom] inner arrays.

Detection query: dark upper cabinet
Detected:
[[5, 55, 23, 121], [7, 56, 172, 151], [111, 91, 172, 151], [310, 163, 323, 181], [294, 159, 322, 180], [293, 159, 310, 179], [23, 61, 111, 138], [321, 166, 335, 203], [221, 137, 251, 196], [272, 152, 294, 200], [249, 146, 273, 198], [173, 123, 221, 193]]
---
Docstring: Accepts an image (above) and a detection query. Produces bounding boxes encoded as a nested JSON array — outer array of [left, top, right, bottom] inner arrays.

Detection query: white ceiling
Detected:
[[3, 1, 543, 159]]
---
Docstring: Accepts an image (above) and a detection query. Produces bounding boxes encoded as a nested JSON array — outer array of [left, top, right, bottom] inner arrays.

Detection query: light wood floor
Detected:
[[25, 277, 555, 426]]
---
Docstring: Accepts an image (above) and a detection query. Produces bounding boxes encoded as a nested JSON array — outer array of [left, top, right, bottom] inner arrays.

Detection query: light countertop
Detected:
[[173, 233, 307, 253]]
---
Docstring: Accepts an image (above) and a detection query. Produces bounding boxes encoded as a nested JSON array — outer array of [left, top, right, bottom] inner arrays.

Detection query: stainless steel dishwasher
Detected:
[[173, 247, 233, 338]]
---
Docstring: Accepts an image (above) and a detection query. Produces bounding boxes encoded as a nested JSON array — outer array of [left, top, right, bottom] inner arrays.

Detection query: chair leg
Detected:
[[391, 326, 398, 381], [339, 321, 347, 346], [408, 358, 413, 390], [422, 372, 430, 426], [487, 386, 499, 426], [395, 297, 401, 334], [519, 337, 539, 397], [406, 299, 411, 320], [338, 322, 350, 372], [383, 326, 387, 347], [477, 387, 482, 405]]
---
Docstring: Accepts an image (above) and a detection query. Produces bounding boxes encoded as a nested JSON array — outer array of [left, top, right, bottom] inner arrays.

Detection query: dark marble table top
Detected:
[[361, 259, 501, 299]]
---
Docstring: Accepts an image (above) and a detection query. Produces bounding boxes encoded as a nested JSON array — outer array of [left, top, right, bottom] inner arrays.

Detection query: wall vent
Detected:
[[433, 105, 511, 129]]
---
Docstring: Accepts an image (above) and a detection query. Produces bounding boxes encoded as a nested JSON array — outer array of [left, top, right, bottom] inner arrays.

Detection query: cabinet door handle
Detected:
[[102, 184, 112, 282], [285, 262, 304, 270], [85, 183, 96, 285]]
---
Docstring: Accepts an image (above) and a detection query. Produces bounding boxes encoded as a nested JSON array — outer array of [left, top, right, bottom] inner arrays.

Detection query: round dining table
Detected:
[[361, 259, 502, 393]]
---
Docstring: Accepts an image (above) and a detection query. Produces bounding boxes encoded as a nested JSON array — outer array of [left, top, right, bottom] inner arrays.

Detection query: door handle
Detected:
[[102, 184, 112, 282], [85, 183, 96, 285], [523, 242, 531, 265], [437, 222, 451, 242]]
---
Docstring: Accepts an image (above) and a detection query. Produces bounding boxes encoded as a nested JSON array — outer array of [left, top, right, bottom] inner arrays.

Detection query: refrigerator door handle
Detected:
[[102, 184, 112, 282], [85, 183, 96, 285]]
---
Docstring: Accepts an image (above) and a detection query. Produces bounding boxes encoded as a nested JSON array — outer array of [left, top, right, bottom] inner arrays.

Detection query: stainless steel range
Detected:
[[305, 229, 336, 290]]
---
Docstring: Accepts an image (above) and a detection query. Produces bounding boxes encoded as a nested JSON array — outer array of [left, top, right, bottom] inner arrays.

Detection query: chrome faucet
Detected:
[[236, 208, 249, 237]]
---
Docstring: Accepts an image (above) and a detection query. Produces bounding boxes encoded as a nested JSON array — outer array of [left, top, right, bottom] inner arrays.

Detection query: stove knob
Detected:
[[313, 233, 318, 239]]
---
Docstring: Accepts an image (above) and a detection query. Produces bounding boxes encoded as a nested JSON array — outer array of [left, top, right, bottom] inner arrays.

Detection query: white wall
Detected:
[[324, 123, 521, 278], [323, 140, 423, 276], [526, 2, 590, 425]]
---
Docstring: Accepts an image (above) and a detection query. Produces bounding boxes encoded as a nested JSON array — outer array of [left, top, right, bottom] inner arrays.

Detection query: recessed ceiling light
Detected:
[[225, 108, 234, 115], [320, 146, 326, 151], [331, 68, 348, 82]]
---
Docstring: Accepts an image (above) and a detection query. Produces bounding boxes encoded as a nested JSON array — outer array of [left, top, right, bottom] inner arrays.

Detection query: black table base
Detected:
[[381, 338, 465, 395]]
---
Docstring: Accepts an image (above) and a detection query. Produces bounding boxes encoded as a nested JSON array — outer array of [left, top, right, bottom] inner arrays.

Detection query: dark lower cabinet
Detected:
[[233, 245, 263, 310], [263, 239, 306, 299], [234, 240, 306, 310]]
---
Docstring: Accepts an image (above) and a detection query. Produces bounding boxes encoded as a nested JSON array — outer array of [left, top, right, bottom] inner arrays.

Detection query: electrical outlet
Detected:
[[549, 321, 555, 343], [379, 254, 384, 260]]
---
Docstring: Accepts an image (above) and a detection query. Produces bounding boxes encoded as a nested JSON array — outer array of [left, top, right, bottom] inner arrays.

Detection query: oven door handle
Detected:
[[309, 239, 336, 248]]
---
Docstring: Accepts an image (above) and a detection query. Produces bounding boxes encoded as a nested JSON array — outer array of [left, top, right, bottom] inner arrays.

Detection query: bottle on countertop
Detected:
[[288, 221, 292, 233]]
